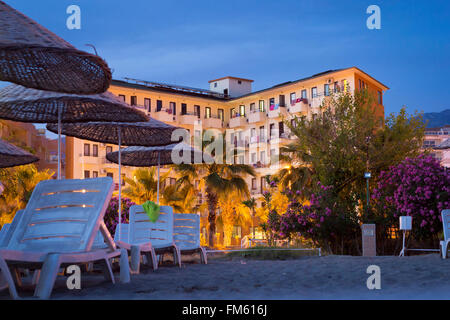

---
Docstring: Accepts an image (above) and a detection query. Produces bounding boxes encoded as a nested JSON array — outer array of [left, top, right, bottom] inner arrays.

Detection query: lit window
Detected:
[[377, 91, 382, 104], [92, 144, 98, 157], [259, 100, 265, 112], [301, 90, 307, 99], [144, 98, 151, 112], [232, 226, 242, 238], [290, 92, 296, 103], [324, 84, 330, 96], [239, 105, 245, 117], [83, 144, 90, 156]]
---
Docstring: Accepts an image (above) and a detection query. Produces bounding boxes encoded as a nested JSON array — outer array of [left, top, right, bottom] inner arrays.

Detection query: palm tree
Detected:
[[275, 121, 314, 198], [0, 164, 53, 226], [122, 167, 170, 204], [122, 167, 201, 214], [242, 197, 257, 239], [217, 195, 251, 247], [175, 137, 255, 247], [162, 183, 201, 214]]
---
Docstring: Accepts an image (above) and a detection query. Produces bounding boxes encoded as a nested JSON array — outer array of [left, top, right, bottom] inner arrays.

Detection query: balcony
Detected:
[[310, 96, 324, 109], [152, 109, 175, 122], [233, 139, 248, 148], [287, 99, 308, 114], [250, 189, 262, 196], [178, 113, 198, 125], [268, 133, 294, 145], [229, 115, 248, 128], [248, 110, 267, 123], [268, 105, 288, 118], [101, 158, 118, 168], [79, 155, 100, 165], [250, 135, 259, 145], [203, 116, 223, 129]]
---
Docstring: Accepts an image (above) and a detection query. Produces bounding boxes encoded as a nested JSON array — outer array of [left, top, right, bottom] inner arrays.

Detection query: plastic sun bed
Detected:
[[440, 209, 450, 258], [173, 213, 207, 264], [115, 205, 181, 273], [0, 177, 130, 299]]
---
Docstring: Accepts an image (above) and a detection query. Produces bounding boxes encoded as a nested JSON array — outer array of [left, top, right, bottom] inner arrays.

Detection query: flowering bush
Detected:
[[372, 154, 450, 240], [269, 183, 360, 254], [104, 196, 136, 236]]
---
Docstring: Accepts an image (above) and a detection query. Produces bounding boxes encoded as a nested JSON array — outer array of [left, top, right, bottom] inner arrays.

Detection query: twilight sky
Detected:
[[4, 0, 450, 118]]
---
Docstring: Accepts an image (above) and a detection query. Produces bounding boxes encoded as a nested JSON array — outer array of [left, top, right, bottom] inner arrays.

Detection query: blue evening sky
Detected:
[[4, 0, 450, 119]]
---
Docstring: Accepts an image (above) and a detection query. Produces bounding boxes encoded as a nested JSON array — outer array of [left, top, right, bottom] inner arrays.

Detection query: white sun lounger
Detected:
[[0, 177, 130, 299], [440, 209, 450, 258], [0, 210, 24, 291], [115, 205, 181, 273], [174, 213, 207, 264]]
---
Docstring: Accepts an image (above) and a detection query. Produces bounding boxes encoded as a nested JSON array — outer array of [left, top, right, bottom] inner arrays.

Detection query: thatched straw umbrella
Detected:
[[0, 1, 111, 94], [106, 143, 212, 204], [0, 84, 148, 179], [47, 119, 180, 239], [0, 138, 39, 168]]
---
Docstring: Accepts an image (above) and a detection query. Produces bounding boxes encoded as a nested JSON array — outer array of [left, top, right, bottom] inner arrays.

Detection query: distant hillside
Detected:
[[423, 109, 450, 128]]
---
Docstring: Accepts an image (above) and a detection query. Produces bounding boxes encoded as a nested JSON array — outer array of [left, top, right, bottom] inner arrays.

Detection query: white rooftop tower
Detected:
[[208, 76, 253, 98]]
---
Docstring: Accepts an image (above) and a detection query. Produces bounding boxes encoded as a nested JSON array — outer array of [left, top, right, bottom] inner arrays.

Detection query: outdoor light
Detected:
[[364, 172, 371, 216], [399, 216, 412, 257]]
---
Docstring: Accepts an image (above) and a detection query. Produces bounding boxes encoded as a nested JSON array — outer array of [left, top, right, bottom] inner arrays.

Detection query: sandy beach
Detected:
[[2, 254, 450, 300]]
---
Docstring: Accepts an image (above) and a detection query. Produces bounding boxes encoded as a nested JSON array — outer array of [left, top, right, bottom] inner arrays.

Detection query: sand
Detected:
[[2, 254, 450, 300]]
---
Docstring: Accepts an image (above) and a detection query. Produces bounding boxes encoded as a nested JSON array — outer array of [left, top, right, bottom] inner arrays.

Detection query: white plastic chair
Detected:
[[0, 177, 130, 299], [440, 209, 450, 258], [173, 213, 207, 264], [115, 205, 180, 273]]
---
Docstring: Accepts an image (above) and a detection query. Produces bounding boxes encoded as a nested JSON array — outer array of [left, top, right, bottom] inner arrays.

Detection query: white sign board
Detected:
[[399, 216, 412, 231]]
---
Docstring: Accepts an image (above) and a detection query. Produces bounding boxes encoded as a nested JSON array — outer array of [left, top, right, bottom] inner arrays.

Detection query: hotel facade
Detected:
[[65, 66, 387, 244]]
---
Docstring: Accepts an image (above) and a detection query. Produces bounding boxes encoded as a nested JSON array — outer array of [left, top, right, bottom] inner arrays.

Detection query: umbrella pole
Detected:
[[57, 105, 62, 180], [118, 127, 122, 242], [157, 152, 160, 205]]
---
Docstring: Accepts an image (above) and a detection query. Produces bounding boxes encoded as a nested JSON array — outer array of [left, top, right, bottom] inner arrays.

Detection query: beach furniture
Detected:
[[0, 209, 25, 247], [173, 213, 207, 264], [440, 209, 450, 258], [0, 177, 130, 299], [115, 205, 181, 273], [0, 224, 10, 291], [0, 224, 10, 247], [0, 210, 25, 290]]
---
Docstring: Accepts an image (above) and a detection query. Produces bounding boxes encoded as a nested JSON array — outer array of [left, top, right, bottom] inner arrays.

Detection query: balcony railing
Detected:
[[229, 115, 248, 128]]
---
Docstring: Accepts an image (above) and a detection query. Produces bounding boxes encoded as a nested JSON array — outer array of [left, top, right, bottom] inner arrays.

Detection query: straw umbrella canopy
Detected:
[[47, 118, 181, 240], [105, 143, 213, 204], [0, 138, 39, 168], [46, 119, 178, 147], [0, 84, 149, 178], [0, 1, 111, 94]]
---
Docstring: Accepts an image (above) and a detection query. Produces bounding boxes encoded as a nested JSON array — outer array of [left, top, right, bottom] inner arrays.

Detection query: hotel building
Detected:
[[423, 125, 450, 167], [65, 66, 388, 244], [0, 120, 62, 176]]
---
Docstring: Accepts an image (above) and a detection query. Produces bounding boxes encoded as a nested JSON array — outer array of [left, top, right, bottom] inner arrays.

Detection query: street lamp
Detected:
[[365, 136, 372, 219], [364, 171, 371, 212]]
